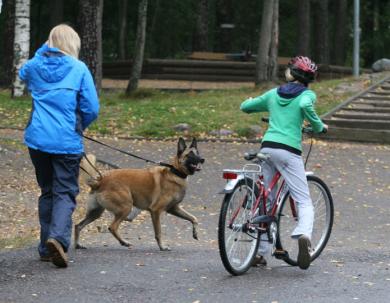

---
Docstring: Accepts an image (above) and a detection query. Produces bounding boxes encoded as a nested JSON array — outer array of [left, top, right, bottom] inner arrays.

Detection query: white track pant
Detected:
[[257, 147, 314, 256]]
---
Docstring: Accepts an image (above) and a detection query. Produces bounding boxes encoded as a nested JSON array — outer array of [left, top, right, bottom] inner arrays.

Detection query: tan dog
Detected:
[[74, 137, 205, 251]]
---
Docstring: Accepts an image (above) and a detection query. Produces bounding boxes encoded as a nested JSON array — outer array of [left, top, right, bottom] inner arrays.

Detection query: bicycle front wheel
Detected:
[[276, 175, 334, 266], [218, 178, 260, 275]]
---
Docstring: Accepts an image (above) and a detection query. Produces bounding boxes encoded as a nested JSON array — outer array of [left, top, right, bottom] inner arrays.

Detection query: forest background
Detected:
[[0, 0, 389, 87]]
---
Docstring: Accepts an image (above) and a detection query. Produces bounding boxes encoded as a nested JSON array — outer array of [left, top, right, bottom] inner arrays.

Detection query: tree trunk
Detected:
[[126, 0, 148, 94], [333, 0, 347, 65], [312, 0, 329, 65], [118, 0, 128, 60], [255, 0, 274, 84], [297, 0, 310, 56], [372, 0, 381, 61], [192, 0, 209, 51], [268, 0, 279, 81], [49, 0, 63, 28], [12, 0, 30, 97], [1, 0, 15, 88], [78, 0, 104, 91]]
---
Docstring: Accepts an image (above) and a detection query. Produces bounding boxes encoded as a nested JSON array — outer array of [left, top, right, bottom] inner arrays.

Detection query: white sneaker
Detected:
[[297, 235, 311, 270]]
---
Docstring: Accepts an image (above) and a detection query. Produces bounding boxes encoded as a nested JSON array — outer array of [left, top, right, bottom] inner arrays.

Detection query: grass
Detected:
[[0, 77, 361, 139]]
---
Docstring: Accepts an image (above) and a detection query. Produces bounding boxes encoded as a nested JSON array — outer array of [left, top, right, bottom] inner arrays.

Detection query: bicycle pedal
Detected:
[[273, 249, 289, 260], [256, 226, 267, 232]]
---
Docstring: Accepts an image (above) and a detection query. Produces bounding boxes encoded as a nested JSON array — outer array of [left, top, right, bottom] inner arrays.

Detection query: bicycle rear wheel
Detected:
[[218, 178, 260, 275], [276, 175, 334, 266]]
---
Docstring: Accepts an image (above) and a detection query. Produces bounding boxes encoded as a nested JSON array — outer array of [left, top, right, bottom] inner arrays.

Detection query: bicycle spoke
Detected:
[[277, 175, 333, 266], [219, 177, 260, 275]]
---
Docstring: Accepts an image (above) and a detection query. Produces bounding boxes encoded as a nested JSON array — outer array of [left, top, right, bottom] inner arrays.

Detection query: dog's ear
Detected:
[[177, 137, 187, 156], [189, 137, 197, 149]]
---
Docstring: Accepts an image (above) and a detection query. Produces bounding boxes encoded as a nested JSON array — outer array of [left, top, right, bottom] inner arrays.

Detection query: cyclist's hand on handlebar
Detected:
[[322, 124, 328, 134]]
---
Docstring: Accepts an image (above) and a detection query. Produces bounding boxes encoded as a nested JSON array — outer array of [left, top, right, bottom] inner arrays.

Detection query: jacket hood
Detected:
[[35, 44, 74, 83], [276, 82, 307, 106]]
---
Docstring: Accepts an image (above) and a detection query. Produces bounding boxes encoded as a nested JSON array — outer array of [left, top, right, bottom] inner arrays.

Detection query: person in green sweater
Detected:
[[240, 56, 328, 270]]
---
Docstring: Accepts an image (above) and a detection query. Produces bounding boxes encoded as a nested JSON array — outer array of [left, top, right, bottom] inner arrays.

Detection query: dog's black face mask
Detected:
[[177, 138, 205, 175]]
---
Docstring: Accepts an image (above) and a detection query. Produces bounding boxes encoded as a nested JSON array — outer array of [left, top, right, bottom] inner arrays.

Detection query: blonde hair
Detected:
[[48, 24, 81, 58]]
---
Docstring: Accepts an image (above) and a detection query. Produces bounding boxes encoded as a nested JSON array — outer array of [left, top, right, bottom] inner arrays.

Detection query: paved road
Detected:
[[1, 132, 389, 303]]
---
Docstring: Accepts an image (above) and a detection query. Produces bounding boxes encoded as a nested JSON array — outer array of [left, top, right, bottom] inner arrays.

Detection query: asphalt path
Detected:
[[1, 133, 389, 303]]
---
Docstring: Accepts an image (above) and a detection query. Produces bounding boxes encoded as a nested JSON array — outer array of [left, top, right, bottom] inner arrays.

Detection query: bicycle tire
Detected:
[[276, 175, 334, 266], [218, 178, 261, 275]]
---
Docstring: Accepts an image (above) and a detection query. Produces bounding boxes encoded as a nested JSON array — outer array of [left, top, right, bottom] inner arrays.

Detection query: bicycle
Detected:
[[218, 121, 334, 276]]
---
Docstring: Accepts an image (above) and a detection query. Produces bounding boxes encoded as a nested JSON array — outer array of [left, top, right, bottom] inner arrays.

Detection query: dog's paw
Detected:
[[120, 241, 132, 248], [159, 246, 171, 251], [193, 231, 199, 240], [75, 244, 87, 249]]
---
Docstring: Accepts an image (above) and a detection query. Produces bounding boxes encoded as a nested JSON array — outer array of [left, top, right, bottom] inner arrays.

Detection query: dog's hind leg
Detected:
[[167, 205, 199, 240], [74, 198, 105, 249], [108, 211, 132, 247]]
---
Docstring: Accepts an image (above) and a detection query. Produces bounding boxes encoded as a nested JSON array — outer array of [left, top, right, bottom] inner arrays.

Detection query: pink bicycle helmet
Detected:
[[288, 56, 318, 83]]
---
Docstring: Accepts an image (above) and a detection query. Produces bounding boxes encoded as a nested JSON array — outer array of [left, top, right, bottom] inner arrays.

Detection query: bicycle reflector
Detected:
[[223, 172, 238, 179]]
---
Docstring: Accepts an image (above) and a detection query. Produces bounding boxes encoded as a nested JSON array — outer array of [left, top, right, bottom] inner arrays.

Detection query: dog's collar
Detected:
[[159, 162, 187, 179]]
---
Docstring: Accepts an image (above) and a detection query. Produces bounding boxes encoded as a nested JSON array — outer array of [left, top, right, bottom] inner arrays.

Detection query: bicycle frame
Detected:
[[222, 167, 300, 234]]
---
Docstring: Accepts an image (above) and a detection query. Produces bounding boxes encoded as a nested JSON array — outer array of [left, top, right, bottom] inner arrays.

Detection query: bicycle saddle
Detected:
[[244, 152, 271, 161]]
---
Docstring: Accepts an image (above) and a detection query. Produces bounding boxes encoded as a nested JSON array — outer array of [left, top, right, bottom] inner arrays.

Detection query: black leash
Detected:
[[83, 135, 160, 164], [83, 135, 188, 179]]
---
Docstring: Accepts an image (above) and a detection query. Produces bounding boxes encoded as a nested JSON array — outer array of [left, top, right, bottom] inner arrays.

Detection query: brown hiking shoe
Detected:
[[46, 238, 68, 268], [297, 235, 311, 270], [251, 255, 267, 267]]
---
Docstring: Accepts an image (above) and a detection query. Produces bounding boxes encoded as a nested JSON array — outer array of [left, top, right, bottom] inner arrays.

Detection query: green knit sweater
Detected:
[[240, 88, 324, 151]]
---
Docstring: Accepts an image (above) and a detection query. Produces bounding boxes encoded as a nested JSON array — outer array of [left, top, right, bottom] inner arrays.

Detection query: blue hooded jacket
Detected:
[[19, 44, 99, 154]]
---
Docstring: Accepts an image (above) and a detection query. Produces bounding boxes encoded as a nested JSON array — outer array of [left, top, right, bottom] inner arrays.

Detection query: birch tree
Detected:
[[12, 0, 30, 97], [126, 0, 148, 94]]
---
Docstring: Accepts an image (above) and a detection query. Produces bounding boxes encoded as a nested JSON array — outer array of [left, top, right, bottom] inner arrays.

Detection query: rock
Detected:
[[372, 58, 390, 72], [173, 123, 191, 132], [209, 129, 234, 136], [248, 125, 262, 137]]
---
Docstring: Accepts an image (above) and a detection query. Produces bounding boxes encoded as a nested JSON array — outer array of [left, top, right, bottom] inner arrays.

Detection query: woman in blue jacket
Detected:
[[19, 24, 99, 268]]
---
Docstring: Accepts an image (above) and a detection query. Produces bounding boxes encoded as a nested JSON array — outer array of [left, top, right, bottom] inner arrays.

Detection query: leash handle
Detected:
[[82, 153, 103, 179], [83, 135, 160, 165]]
